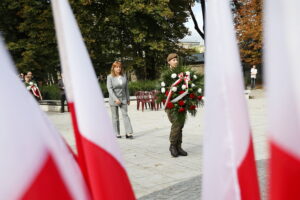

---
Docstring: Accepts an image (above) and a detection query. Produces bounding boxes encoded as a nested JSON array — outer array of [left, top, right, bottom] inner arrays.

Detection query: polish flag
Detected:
[[51, 0, 135, 199], [265, 1, 300, 199], [0, 39, 89, 200], [202, 0, 260, 199]]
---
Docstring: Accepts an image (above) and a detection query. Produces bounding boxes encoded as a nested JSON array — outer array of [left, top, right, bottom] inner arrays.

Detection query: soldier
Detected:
[[166, 53, 188, 157]]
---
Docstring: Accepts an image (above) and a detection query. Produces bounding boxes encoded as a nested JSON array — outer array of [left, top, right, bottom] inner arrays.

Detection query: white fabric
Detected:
[[202, 0, 253, 199], [51, 0, 124, 166], [264, 0, 300, 159], [0, 38, 89, 200]]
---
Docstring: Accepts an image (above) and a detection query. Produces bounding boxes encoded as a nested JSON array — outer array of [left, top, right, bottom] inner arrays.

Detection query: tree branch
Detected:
[[189, 5, 205, 40], [200, 0, 205, 36]]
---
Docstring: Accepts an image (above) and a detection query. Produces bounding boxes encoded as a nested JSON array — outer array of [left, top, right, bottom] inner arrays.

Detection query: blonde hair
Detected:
[[110, 61, 124, 77]]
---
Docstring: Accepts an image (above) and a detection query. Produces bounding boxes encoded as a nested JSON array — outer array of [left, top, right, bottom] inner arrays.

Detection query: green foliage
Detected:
[[128, 80, 157, 95], [100, 82, 109, 98], [156, 66, 204, 123], [0, 0, 195, 82], [39, 80, 157, 100], [0, 0, 59, 82], [40, 85, 60, 100]]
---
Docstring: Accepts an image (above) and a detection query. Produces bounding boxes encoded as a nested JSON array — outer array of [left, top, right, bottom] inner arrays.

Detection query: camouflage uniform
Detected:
[[166, 110, 185, 146]]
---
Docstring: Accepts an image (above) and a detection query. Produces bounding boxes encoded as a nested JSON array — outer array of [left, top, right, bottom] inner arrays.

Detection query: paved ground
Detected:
[[47, 89, 268, 199], [140, 159, 267, 200]]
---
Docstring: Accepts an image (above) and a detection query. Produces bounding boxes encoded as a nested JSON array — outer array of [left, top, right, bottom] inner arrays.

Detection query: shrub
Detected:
[[40, 85, 60, 100], [39, 80, 158, 100], [100, 82, 109, 98], [128, 80, 158, 96]]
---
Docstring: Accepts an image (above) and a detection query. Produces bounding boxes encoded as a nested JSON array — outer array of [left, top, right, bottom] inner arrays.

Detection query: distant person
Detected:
[[19, 73, 24, 82], [97, 74, 106, 82], [250, 65, 258, 89], [24, 74, 43, 100], [107, 61, 133, 139], [26, 71, 34, 82], [58, 74, 66, 113]]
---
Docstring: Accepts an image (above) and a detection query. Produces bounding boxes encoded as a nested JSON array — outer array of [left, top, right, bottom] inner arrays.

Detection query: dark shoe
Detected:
[[169, 144, 179, 157], [125, 133, 133, 139], [177, 145, 188, 156], [116, 135, 122, 139]]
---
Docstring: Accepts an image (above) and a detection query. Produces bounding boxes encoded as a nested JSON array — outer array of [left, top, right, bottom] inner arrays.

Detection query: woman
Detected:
[[107, 61, 133, 139]]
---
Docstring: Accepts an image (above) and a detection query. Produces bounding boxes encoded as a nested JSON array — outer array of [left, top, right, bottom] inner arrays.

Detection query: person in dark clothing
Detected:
[[58, 75, 66, 113]]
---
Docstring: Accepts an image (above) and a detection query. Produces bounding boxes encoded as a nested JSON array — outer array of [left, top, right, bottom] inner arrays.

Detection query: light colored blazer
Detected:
[[107, 74, 130, 106]]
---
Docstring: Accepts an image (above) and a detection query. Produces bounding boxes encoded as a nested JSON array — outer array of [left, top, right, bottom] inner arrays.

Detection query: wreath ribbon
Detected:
[[31, 85, 42, 99], [163, 72, 190, 109]]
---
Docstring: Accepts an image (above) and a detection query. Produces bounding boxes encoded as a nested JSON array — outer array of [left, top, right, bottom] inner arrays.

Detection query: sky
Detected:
[[181, 3, 204, 44]]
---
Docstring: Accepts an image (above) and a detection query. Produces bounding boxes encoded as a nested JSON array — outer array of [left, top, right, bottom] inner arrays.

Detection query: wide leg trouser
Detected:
[[110, 104, 133, 135]]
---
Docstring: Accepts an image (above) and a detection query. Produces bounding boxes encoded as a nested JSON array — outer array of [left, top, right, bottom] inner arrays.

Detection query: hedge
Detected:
[[40, 80, 158, 100]]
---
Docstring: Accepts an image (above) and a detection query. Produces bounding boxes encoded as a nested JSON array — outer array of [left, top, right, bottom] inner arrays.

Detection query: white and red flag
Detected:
[[202, 0, 260, 199], [265, 1, 300, 199], [51, 0, 135, 199], [0, 38, 89, 200]]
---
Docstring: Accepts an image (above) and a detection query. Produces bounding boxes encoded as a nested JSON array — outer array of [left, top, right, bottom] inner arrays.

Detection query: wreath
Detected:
[[156, 66, 204, 123], [25, 81, 42, 100]]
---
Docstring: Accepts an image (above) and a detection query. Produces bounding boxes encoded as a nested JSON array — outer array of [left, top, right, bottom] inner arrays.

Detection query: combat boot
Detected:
[[177, 144, 188, 156], [169, 144, 179, 157]]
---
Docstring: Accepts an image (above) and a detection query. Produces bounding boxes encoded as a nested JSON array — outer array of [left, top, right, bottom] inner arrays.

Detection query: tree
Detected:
[[0, 0, 194, 81], [232, 0, 263, 67], [188, 0, 205, 40], [0, 0, 59, 82], [119, 0, 193, 80]]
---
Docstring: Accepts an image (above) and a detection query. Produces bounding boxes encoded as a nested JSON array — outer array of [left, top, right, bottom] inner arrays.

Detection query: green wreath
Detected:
[[156, 66, 204, 123]]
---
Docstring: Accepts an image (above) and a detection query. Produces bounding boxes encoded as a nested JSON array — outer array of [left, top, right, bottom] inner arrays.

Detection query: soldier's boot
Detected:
[[177, 144, 188, 156], [169, 144, 179, 157]]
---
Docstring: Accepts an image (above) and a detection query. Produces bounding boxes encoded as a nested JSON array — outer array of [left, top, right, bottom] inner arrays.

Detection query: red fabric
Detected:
[[237, 138, 261, 200], [21, 154, 73, 200], [69, 102, 135, 200], [81, 136, 135, 200], [68, 102, 91, 187], [269, 141, 300, 200]]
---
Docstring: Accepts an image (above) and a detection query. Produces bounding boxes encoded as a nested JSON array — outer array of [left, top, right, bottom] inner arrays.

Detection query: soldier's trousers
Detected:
[[166, 110, 185, 145]]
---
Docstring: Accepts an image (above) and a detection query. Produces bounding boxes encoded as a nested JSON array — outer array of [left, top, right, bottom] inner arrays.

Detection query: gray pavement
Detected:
[[139, 159, 267, 200], [46, 89, 268, 199]]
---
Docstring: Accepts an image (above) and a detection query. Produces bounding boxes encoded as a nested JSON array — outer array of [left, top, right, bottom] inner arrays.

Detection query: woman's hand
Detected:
[[115, 99, 121, 105]]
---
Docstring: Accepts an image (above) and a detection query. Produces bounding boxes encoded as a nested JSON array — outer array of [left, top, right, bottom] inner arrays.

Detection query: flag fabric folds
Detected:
[[264, 1, 300, 199], [51, 0, 135, 199], [202, 0, 260, 199], [0, 38, 89, 200]]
